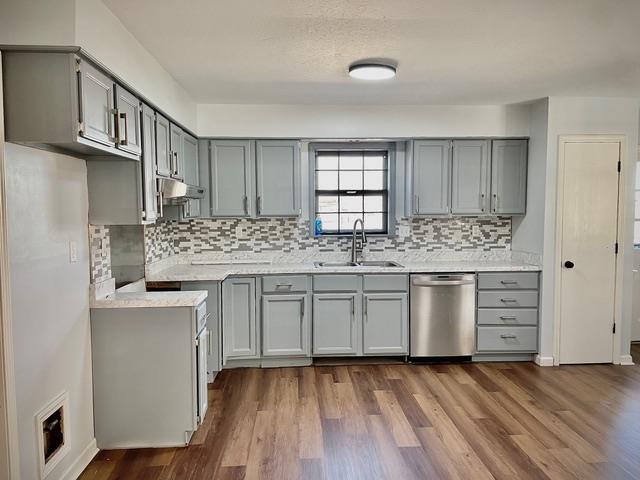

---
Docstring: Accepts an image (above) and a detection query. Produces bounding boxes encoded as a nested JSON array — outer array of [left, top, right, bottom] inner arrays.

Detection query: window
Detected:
[[635, 160, 640, 247], [314, 149, 389, 235]]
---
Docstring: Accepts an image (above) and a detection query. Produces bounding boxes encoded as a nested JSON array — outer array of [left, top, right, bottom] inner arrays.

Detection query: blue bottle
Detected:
[[315, 218, 323, 236]]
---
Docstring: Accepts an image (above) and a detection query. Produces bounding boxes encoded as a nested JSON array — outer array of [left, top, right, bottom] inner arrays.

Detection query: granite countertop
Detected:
[[146, 259, 541, 282], [91, 290, 208, 309]]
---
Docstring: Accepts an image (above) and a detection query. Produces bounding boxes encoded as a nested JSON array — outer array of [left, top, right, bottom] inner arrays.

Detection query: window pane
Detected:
[[364, 170, 386, 190], [316, 171, 338, 190], [364, 152, 387, 170], [364, 195, 385, 212], [364, 213, 384, 231], [339, 195, 363, 212], [339, 213, 363, 232], [317, 214, 338, 232], [316, 153, 338, 170], [340, 152, 363, 170], [339, 170, 363, 190], [317, 195, 338, 213]]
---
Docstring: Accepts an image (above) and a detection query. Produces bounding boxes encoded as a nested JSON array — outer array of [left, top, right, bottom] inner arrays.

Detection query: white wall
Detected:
[[538, 97, 640, 363], [632, 250, 640, 342], [5, 144, 94, 480], [196, 104, 531, 138], [75, 0, 197, 131], [0, 0, 76, 46]]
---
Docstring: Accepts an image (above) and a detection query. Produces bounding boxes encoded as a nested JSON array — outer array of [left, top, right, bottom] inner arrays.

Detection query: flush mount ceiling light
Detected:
[[348, 63, 396, 80]]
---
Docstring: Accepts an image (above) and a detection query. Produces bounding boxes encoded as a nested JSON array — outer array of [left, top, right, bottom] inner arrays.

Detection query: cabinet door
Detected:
[[363, 294, 408, 355], [451, 140, 490, 215], [196, 328, 208, 423], [262, 295, 309, 356], [114, 85, 142, 156], [491, 140, 528, 215], [182, 133, 199, 186], [256, 140, 300, 216], [412, 140, 450, 215], [140, 104, 158, 223], [78, 61, 115, 147], [210, 140, 254, 217], [222, 278, 257, 361], [312, 293, 358, 355], [155, 114, 172, 177], [170, 123, 184, 180]]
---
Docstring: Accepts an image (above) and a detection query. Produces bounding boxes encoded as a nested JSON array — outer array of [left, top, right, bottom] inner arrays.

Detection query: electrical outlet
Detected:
[[472, 224, 481, 237], [69, 241, 78, 263]]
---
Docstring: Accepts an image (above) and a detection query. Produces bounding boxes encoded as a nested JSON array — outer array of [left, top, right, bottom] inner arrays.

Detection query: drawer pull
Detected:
[[500, 298, 518, 303], [500, 280, 518, 285], [499, 315, 517, 320], [276, 283, 293, 288], [500, 334, 517, 339]]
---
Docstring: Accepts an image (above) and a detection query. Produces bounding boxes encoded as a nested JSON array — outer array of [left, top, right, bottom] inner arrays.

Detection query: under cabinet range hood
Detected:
[[159, 178, 205, 204]]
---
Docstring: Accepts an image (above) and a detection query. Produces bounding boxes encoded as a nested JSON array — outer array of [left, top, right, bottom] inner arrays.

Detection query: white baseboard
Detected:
[[534, 355, 555, 367], [61, 438, 98, 480], [619, 355, 635, 366]]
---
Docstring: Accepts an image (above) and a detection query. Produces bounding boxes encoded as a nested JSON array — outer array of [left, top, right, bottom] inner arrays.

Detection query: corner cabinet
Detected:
[[210, 140, 255, 217], [411, 140, 451, 215], [222, 278, 258, 362], [256, 140, 301, 216], [491, 140, 528, 215]]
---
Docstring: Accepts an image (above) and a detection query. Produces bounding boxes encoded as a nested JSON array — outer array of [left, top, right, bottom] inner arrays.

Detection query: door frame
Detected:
[[553, 134, 626, 365]]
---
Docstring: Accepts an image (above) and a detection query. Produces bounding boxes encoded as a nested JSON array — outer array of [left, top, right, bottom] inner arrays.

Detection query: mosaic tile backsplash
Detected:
[[144, 217, 511, 264], [89, 224, 111, 283]]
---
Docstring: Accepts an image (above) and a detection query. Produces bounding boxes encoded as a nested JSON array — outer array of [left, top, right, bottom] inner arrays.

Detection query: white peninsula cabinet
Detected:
[[91, 299, 208, 448]]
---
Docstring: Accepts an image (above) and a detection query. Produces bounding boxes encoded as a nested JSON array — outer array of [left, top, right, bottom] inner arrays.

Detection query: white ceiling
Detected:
[[103, 0, 640, 105]]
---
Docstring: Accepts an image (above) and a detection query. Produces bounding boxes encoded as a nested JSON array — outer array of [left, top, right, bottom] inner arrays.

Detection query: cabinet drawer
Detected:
[[313, 275, 360, 292], [477, 291, 538, 308], [363, 275, 408, 292], [477, 272, 539, 290], [476, 326, 538, 352], [262, 275, 308, 293], [477, 308, 538, 326]]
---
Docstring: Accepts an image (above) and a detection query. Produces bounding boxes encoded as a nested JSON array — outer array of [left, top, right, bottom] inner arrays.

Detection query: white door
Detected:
[[559, 141, 620, 364]]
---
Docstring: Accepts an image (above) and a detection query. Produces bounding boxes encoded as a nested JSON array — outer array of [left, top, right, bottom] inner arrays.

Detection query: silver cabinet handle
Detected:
[[364, 298, 368, 321], [111, 108, 120, 144], [500, 334, 517, 339], [500, 298, 518, 303], [276, 283, 292, 289], [501, 280, 518, 285], [351, 298, 355, 318], [119, 111, 129, 146], [156, 190, 164, 218], [499, 315, 517, 320], [300, 299, 305, 317], [257, 196, 262, 214], [414, 194, 420, 214], [493, 193, 498, 213], [173, 151, 179, 176], [480, 193, 485, 212], [243, 195, 248, 214]]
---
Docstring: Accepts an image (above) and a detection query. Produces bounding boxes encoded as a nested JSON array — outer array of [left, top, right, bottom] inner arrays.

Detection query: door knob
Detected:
[[564, 261, 575, 269]]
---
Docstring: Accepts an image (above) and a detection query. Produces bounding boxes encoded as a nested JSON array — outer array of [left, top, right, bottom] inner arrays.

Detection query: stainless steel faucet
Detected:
[[351, 219, 367, 263]]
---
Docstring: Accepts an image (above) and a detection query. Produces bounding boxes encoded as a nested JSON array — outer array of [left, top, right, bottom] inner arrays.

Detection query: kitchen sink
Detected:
[[314, 260, 404, 268]]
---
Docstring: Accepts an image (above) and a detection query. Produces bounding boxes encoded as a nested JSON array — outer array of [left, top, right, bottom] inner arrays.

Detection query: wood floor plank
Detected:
[[81, 359, 640, 480]]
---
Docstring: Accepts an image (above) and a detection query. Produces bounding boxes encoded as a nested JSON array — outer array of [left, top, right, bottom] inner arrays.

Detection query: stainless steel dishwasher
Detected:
[[410, 274, 476, 359]]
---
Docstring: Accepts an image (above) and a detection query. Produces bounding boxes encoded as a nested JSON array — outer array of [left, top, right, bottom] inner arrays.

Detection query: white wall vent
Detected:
[[35, 391, 70, 479]]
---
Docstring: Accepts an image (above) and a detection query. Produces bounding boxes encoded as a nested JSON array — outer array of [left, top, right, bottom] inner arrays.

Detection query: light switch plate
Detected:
[[69, 241, 78, 263]]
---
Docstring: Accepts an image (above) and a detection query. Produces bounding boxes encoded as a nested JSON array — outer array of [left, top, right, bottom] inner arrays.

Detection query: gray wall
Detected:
[[5, 143, 95, 479]]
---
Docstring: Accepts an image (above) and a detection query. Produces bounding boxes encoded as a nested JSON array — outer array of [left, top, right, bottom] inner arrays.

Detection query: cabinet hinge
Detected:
[[75, 58, 81, 72], [615, 242, 619, 254], [617, 160, 621, 173], [613, 323, 616, 334]]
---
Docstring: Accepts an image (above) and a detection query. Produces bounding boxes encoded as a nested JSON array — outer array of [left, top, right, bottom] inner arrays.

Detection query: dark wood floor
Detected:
[[81, 344, 640, 479]]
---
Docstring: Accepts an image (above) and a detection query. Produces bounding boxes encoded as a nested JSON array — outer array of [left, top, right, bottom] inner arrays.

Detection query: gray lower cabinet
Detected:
[[256, 140, 300, 216], [210, 140, 254, 216], [411, 140, 451, 215], [491, 140, 528, 215], [363, 293, 408, 355], [451, 140, 490, 214], [222, 277, 258, 362], [312, 293, 359, 355], [262, 294, 309, 356]]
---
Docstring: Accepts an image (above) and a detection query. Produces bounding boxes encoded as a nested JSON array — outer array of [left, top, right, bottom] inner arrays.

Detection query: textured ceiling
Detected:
[[103, 0, 640, 104]]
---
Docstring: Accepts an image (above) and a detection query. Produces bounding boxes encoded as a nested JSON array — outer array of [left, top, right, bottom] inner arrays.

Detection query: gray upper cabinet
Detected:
[[155, 114, 172, 177], [312, 293, 359, 355], [210, 140, 254, 217], [256, 140, 300, 216], [79, 61, 116, 147], [170, 123, 184, 180], [141, 104, 158, 223], [222, 278, 258, 362], [182, 134, 199, 186], [363, 293, 408, 355], [262, 295, 309, 357], [412, 140, 451, 215], [451, 140, 490, 215], [491, 140, 528, 215], [114, 85, 142, 156]]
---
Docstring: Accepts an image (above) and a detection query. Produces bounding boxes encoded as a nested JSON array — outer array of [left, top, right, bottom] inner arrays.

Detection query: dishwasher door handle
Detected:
[[412, 279, 475, 287]]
